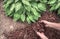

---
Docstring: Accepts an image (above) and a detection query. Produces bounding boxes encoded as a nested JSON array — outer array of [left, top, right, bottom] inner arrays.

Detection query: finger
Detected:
[[40, 20, 47, 23], [39, 20, 45, 23], [36, 32, 48, 39]]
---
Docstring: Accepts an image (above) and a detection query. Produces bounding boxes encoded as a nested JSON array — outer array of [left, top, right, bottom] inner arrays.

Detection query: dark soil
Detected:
[[4, 11, 60, 39]]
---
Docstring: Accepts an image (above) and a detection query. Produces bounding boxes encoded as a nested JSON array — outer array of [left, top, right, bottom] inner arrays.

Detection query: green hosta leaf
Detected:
[[15, 2, 22, 12], [21, 14, 25, 22], [4, 3, 9, 9], [5, 8, 11, 16], [48, 0, 56, 4], [20, 7, 25, 22], [18, 6, 24, 14], [28, 15, 36, 22], [4, 0, 13, 9], [31, 8, 40, 17], [58, 8, 60, 15], [14, 13, 20, 21], [38, 3, 46, 11], [22, 0, 31, 6], [55, 3, 60, 10], [31, 2, 39, 11], [27, 17, 31, 24], [10, 3, 15, 12], [50, 4, 56, 11], [58, 0, 60, 2], [24, 5, 31, 12], [15, 0, 19, 3], [40, 0, 47, 3], [33, 16, 39, 20], [6, 11, 12, 16]]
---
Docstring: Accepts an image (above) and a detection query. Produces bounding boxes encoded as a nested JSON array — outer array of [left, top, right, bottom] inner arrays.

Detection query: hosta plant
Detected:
[[4, 0, 47, 23], [4, 0, 60, 24], [48, 0, 60, 15]]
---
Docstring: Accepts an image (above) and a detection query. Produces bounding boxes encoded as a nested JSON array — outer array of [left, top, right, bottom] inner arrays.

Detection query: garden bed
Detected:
[[0, 0, 60, 39], [4, 11, 60, 39]]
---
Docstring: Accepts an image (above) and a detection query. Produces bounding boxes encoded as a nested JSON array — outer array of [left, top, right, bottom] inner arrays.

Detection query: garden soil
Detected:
[[4, 11, 60, 39], [0, 1, 60, 39]]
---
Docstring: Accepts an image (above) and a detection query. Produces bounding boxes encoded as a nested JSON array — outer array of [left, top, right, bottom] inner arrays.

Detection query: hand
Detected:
[[40, 20, 51, 27], [36, 32, 48, 39]]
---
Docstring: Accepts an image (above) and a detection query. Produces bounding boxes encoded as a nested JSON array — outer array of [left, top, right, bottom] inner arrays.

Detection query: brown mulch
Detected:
[[4, 11, 60, 39]]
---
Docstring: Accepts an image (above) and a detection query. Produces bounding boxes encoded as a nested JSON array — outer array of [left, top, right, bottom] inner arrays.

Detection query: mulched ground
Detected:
[[0, 1, 28, 39], [38, 11, 60, 39], [0, 0, 60, 39], [4, 11, 60, 39]]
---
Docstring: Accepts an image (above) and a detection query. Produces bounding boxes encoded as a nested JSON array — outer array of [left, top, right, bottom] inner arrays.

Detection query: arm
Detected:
[[41, 20, 60, 30], [47, 22, 60, 30]]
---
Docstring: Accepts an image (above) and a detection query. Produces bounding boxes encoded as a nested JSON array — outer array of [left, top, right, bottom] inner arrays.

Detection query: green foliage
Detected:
[[14, 13, 20, 21], [58, 8, 60, 15], [15, 2, 22, 12], [48, 0, 56, 4], [4, 0, 60, 23], [48, 0, 60, 11], [38, 3, 46, 11], [4, 0, 46, 24], [48, 0, 60, 15], [39, 0, 47, 3]]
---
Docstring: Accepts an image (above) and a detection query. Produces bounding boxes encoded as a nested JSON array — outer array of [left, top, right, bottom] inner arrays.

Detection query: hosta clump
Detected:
[[48, 0, 60, 15], [4, 0, 46, 23]]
